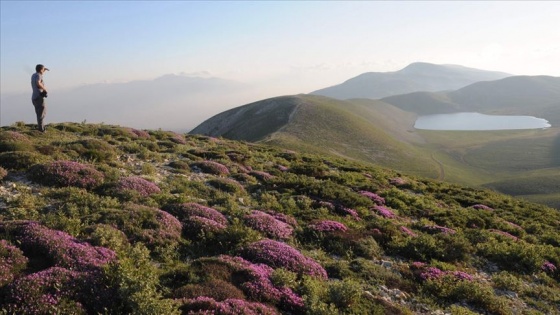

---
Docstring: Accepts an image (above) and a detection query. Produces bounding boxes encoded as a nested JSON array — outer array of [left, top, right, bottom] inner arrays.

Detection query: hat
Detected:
[[36, 64, 49, 72]]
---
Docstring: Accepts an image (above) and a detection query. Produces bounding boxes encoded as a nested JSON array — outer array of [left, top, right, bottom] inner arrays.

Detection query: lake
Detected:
[[414, 112, 551, 130]]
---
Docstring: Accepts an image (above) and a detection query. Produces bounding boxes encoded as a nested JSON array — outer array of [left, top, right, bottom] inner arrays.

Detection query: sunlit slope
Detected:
[[192, 95, 439, 177], [418, 128, 560, 208]]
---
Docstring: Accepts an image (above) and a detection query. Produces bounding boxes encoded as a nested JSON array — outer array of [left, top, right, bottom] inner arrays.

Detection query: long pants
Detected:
[[32, 97, 46, 131]]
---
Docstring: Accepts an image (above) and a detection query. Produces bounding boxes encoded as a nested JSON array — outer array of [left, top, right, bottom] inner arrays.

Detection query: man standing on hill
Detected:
[[31, 64, 49, 132]]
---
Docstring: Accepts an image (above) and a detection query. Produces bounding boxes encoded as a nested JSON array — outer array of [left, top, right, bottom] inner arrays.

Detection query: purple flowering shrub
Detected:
[[191, 160, 230, 176], [359, 190, 385, 205], [29, 160, 104, 189], [0, 240, 28, 286], [542, 261, 557, 273], [488, 229, 519, 241], [129, 128, 151, 139], [2, 221, 115, 271], [277, 165, 289, 172], [2, 266, 115, 315], [337, 205, 361, 221], [115, 176, 161, 197], [411, 263, 474, 282], [472, 204, 494, 211], [170, 132, 187, 144], [244, 210, 294, 239], [163, 202, 228, 237], [174, 278, 246, 301], [179, 296, 280, 315], [265, 211, 298, 227], [399, 226, 417, 237], [97, 206, 182, 249], [309, 220, 348, 232], [240, 239, 327, 279], [164, 202, 228, 225], [206, 255, 305, 312], [250, 170, 275, 181], [373, 205, 397, 219]]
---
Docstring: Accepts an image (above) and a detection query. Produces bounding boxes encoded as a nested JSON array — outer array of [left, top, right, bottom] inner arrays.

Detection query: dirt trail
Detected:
[[431, 154, 445, 180]]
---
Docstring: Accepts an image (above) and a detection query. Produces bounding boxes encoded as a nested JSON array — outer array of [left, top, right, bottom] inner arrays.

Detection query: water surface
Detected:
[[414, 112, 551, 130]]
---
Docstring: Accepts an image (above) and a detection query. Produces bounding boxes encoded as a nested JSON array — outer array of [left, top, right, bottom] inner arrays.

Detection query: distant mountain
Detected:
[[310, 62, 511, 100], [382, 75, 560, 124], [0, 74, 259, 132], [191, 94, 439, 177]]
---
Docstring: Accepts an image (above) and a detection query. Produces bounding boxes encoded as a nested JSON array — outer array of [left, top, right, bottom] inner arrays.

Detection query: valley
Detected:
[[192, 68, 560, 209]]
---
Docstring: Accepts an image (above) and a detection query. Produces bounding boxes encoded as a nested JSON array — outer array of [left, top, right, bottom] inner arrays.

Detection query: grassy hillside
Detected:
[[417, 128, 560, 208], [383, 76, 560, 124], [193, 94, 440, 179], [263, 96, 439, 178], [0, 122, 559, 314]]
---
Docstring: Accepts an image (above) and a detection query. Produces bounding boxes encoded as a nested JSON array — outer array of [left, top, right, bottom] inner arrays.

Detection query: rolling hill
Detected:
[[310, 62, 511, 99], [192, 75, 560, 209], [191, 94, 439, 178], [382, 75, 560, 123]]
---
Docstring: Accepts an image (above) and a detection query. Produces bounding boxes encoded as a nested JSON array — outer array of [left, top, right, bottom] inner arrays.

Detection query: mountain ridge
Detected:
[[310, 62, 511, 100]]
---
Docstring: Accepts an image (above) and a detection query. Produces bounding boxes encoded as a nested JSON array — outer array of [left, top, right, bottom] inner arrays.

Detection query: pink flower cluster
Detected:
[[216, 255, 304, 312], [0, 240, 28, 286], [277, 165, 289, 172], [3, 266, 112, 315], [359, 190, 385, 205], [423, 224, 456, 235], [250, 170, 274, 181], [170, 132, 187, 144], [472, 204, 494, 211], [265, 211, 298, 227], [179, 296, 280, 315], [503, 221, 523, 230], [317, 201, 335, 211], [542, 261, 557, 273], [488, 229, 518, 241], [309, 220, 348, 232], [399, 226, 417, 237], [138, 209, 183, 246], [241, 239, 327, 279], [8, 221, 115, 271], [165, 203, 228, 235], [451, 271, 474, 281], [116, 176, 161, 196], [419, 267, 445, 280], [129, 128, 151, 139], [412, 263, 474, 282], [244, 210, 294, 239], [334, 204, 361, 221], [373, 205, 396, 219], [30, 160, 104, 189], [191, 160, 230, 176]]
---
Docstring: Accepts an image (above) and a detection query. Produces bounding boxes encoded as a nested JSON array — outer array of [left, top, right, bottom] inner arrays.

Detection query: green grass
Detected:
[[1, 122, 560, 314]]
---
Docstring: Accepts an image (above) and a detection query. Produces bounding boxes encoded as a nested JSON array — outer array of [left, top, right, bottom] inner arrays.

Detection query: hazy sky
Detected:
[[1, 1, 559, 95]]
